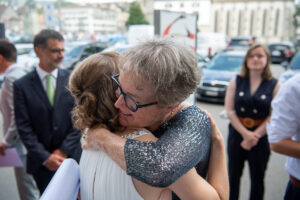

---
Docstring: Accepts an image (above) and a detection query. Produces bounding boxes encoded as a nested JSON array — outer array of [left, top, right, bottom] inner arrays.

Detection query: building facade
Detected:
[[154, 0, 296, 43], [212, 0, 295, 43], [154, 0, 211, 31]]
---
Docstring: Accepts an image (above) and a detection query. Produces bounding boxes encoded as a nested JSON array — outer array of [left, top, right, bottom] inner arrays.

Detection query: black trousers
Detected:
[[284, 180, 300, 200], [227, 128, 270, 200]]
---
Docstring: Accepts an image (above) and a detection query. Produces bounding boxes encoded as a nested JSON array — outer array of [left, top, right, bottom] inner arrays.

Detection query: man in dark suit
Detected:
[[13, 29, 82, 194]]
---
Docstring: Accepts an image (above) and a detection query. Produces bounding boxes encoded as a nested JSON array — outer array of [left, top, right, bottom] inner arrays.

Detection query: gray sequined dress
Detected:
[[124, 105, 212, 187]]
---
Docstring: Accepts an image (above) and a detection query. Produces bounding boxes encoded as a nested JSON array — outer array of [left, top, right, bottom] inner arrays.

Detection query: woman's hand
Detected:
[[240, 130, 260, 150], [82, 127, 112, 151]]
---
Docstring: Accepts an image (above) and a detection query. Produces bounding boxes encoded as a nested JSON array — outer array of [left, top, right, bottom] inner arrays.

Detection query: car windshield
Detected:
[[289, 53, 300, 70], [206, 54, 244, 71], [269, 45, 289, 51], [65, 45, 84, 58], [230, 39, 249, 46]]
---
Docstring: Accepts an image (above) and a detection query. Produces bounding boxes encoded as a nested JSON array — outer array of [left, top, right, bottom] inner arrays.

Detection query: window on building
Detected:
[[262, 9, 267, 36], [226, 11, 230, 35], [274, 9, 280, 36], [214, 11, 219, 32], [250, 10, 254, 36], [238, 10, 242, 35]]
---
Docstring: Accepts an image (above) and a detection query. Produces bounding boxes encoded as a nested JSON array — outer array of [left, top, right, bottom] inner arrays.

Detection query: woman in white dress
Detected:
[[69, 51, 228, 200]]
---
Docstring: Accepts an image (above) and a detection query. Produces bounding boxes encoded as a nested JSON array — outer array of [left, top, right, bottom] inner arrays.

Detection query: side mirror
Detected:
[[281, 61, 289, 70]]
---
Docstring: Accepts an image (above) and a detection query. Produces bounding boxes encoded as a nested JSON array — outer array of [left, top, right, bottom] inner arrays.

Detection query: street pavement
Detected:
[[0, 64, 288, 200]]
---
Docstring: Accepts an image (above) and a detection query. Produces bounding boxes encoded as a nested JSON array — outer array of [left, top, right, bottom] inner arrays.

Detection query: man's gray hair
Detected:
[[122, 38, 201, 107]]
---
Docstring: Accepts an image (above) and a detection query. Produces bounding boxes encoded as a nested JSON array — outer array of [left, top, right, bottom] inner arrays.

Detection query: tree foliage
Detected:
[[126, 2, 149, 27], [293, 4, 300, 29]]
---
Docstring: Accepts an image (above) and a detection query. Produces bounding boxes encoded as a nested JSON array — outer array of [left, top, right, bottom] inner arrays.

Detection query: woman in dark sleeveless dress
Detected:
[[225, 44, 281, 200]]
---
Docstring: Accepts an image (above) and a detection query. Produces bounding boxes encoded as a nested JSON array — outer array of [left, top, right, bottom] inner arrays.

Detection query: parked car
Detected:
[[15, 43, 33, 55], [102, 42, 132, 54], [197, 32, 228, 58], [226, 36, 254, 50], [62, 41, 109, 70], [17, 49, 38, 70], [279, 51, 300, 83], [196, 50, 246, 103], [268, 42, 295, 64], [197, 53, 209, 68]]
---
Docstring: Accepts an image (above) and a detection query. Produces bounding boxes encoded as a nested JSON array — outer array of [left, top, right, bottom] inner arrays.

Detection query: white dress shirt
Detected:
[[267, 73, 300, 180], [36, 66, 58, 93], [0, 63, 27, 154]]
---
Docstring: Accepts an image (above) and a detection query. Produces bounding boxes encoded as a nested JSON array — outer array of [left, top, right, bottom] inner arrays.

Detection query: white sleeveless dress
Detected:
[[80, 130, 149, 200]]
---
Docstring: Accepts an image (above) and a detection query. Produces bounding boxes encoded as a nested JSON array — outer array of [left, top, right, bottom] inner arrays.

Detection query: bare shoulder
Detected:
[[134, 129, 157, 142], [228, 77, 236, 88]]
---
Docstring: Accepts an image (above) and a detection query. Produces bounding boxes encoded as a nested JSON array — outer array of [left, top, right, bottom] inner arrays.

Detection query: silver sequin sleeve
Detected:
[[124, 105, 212, 187]]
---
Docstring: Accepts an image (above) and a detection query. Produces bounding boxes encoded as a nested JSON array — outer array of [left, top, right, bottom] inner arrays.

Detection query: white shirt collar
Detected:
[[4, 63, 17, 75], [36, 66, 58, 80]]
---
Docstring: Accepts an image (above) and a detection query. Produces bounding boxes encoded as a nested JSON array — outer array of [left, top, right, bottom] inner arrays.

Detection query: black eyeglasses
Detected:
[[49, 48, 65, 54], [111, 74, 158, 112]]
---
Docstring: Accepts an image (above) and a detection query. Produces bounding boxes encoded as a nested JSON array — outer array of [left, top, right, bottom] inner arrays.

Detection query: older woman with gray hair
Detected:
[[84, 38, 229, 200]]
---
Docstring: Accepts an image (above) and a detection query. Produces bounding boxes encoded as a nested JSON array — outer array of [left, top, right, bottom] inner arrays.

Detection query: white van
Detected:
[[197, 32, 228, 58]]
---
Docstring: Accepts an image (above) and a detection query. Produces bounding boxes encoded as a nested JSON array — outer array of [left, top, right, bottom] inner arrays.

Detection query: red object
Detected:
[[163, 24, 172, 36], [284, 50, 293, 57]]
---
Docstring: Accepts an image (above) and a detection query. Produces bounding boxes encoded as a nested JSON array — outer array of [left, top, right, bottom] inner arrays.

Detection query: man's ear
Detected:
[[34, 47, 41, 57], [0, 54, 7, 73], [0, 54, 4, 62]]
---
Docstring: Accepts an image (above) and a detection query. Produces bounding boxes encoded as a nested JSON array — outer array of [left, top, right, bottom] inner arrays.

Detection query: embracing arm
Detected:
[[132, 118, 228, 200], [167, 112, 229, 200], [206, 113, 229, 200], [84, 129, 127, 170], [86, 107, 211, 187]]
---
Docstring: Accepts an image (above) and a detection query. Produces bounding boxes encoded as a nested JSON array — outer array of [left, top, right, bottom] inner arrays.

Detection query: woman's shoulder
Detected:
[[175, 105, 211, 131], [122, 128, 156, 142]]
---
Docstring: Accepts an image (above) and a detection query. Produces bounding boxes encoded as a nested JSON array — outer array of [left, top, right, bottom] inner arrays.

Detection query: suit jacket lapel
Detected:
[[53, 69, 66, 107], [30, 69, 52, 111]]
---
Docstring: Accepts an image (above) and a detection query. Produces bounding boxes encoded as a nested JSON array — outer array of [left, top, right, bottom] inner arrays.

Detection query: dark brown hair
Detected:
[[239, 43, 273, 80], [69, 51, 122, 132], [33, 29, 64, 48], [0, 39, 17, 62]]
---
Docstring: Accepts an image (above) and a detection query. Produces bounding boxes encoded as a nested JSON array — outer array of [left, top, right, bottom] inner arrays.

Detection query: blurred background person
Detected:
[[13, 29, 82, 194], [225, 44, 281, 200], [267, 74, 300, 200], [0, 39, 39, 200]]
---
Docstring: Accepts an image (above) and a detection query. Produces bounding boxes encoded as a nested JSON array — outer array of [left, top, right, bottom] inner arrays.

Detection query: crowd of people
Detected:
[[0, 28, 299, 200]]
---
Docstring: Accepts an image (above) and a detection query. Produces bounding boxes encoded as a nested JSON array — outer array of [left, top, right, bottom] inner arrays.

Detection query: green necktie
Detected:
[[46, 75, 55, 105]]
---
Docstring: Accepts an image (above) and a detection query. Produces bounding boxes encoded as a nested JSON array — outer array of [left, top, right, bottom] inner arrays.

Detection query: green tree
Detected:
[[126, 2, 149, 27], [293, 4, 300, 30]]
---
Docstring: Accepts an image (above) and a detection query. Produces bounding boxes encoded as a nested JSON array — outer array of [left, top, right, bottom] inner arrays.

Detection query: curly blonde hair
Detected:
[[69, 51, 123, 132]]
